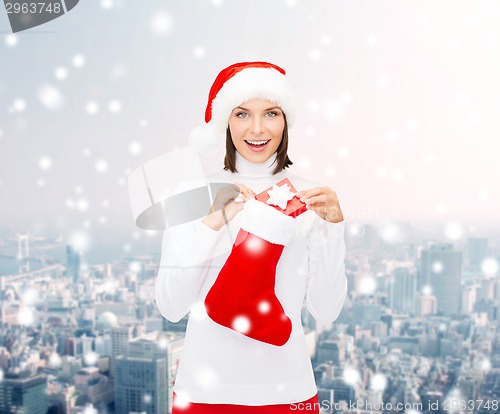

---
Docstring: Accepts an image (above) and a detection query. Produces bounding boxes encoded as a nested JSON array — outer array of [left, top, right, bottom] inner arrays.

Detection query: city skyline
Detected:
[[1, 219, 500, 413], [1, 1, 500, 250]]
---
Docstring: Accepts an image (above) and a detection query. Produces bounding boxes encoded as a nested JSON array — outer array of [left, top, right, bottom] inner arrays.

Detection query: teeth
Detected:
[[246, 140, 269, 145]]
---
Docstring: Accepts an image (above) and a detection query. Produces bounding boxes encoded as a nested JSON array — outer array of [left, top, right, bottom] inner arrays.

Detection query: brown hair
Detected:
[[223, 113, 293, 175]]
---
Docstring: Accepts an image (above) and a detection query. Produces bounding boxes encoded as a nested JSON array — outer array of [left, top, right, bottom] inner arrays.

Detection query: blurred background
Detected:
[[2, 3, 500, 413], [1, 0, 499, 260]]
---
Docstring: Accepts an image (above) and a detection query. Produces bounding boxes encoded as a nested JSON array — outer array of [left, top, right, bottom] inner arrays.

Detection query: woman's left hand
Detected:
[[296, 187, 344, 223]]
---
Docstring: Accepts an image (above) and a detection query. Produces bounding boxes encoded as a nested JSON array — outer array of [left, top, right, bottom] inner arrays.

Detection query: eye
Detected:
[[235, 112, 248, 119], [266, 111, 279, 117]]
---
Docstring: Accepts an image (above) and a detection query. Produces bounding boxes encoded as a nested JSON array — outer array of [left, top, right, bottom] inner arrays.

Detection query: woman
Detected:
[[155, 61, 347, 413]]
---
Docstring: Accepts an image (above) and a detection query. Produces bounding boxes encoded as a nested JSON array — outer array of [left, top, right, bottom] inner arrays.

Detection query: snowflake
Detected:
[[232, 316, 250, 334], [194, 47, 206, 58], [101, 0, 114, 10], [444, 221, 463, 240], [358, 277, 376, 295], [95, 159, 108, 173], [482, 258, 498, 276], [37, 84, 64, 110], [343, 366, 361, 385], [370, 373, 387, 391], [38, 156, 52, 170], [151, 12, 174, 35], [5, 34, 18, 47], [108, 100, 121, 113], [55, 66, 68, 80], [72, 54, 86, 68], [432, 261, 443, 273], [129, 141, 142, 155], [86, 101, 99, 115]]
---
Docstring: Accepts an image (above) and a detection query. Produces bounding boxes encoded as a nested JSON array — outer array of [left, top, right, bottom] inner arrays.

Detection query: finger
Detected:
[[304, 194, 328, 206], [237, 183, 256, 197], [237, 189, 253, 202], [297, 186, 327, 200], [308, 203, 326, 214], [238, 191, 252, 202], [231, 190, 248, 203], [234, 188, 254, 202]]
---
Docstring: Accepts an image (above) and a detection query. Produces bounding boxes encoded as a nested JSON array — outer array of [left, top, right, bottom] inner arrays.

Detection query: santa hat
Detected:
[[189, 61, 296, 156]]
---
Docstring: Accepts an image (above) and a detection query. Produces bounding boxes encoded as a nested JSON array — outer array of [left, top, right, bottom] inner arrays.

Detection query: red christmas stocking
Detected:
[[204, 196, 299, 347]]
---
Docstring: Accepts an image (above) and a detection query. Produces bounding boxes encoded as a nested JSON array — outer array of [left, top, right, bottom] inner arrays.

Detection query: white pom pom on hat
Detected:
[[188, 61, 296, 156]]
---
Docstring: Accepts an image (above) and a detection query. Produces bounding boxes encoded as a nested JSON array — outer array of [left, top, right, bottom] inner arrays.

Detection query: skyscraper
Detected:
[[110, 325, 134, 378], [0, 372, 48, 414], [317, 340, 344, 365], [114, 331, 184, 414], [127, 331, 184, 414], [114, 355, 167, 414], [416, 294, 437, 317], [467, 238, 488, 272], [420, 244, 462, 315], [66, 245, 81, 284], [390, 267, 416, 313]]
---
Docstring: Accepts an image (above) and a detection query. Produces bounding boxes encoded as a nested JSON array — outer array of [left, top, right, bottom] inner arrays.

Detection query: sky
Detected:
[[1, 0, 499, 259]]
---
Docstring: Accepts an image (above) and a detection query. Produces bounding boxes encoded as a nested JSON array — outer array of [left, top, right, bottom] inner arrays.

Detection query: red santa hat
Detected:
[[189, 61, 296, 156]]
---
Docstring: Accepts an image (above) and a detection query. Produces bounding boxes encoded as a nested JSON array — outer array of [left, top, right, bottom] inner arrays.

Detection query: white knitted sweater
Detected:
[[155, 152, 347, 405]]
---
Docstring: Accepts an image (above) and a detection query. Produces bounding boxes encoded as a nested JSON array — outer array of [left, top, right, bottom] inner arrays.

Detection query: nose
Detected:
[[250, 116, 265, 134]]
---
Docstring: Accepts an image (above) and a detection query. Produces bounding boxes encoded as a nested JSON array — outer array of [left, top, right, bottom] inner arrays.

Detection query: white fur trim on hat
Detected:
[[188, 123, 225, 157], [242, 198, 296, 246]]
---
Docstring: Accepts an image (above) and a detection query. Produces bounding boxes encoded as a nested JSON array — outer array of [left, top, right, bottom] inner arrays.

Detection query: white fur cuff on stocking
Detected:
[[242, 198, 297, 245]]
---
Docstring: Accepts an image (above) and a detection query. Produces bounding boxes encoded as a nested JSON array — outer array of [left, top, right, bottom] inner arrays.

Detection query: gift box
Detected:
[[255, 178, 307, 218]]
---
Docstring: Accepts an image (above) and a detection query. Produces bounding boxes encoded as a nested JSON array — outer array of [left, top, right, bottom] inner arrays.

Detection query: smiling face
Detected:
[[227, 98, 285, 164]]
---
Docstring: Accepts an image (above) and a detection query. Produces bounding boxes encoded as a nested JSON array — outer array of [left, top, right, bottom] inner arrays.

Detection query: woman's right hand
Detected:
[[203, 183, 256, 230]]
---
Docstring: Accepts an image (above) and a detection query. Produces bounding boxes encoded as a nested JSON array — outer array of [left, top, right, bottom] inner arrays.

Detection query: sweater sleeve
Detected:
[[305, 215, 348, 324], [155, 217, 228, 323]]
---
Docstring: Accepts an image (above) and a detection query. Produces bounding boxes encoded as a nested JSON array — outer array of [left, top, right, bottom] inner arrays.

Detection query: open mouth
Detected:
[[244, 140, 270, 151]]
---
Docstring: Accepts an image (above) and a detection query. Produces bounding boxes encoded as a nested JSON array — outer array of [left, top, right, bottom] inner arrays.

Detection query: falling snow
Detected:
[[101, 0, 114, 10], [444, 221, 464, 240], [193, 47, 206, 59], [151, 12, 173, 35], [232, 315, 251, 334], [86, 101, 99, 115], [69, 231, 90, 251], [129, 141, 142, 155], [432, 261, 444, 273], [422, 285, 433, 296], [258, 300, 271, 313], [38, 156, 52, 170], [76, 198, 90, 211], [481, 258, 498, 276], [348, 223, 365, 237], [343, 366, 361, 385], [37, 84, 65, 110], [72, 54, 86, 68], [54, 66, 68, 80], [370, 373, 388, 391], [108, 100, 122, 113], [12, 98, 26, 112], [379, 222, 402, 244], [358, 277, 377, 295], [5, 34, 18, 47], [95, 159, 108, 173]]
